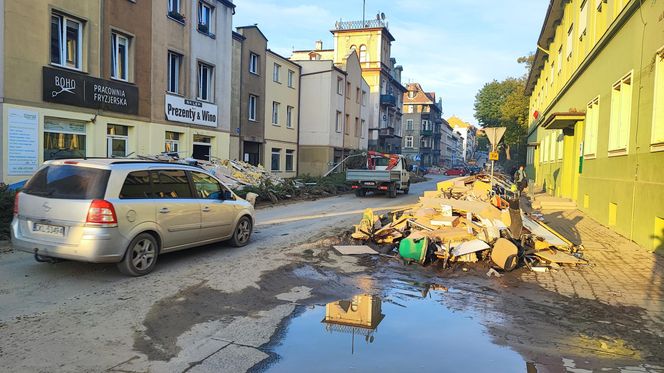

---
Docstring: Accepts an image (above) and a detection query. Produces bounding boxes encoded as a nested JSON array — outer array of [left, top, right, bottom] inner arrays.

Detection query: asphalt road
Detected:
[[0, 175, 450, 372]]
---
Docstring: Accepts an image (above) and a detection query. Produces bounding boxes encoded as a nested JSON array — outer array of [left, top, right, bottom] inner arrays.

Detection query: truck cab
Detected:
[[346, 152, 411, 198]]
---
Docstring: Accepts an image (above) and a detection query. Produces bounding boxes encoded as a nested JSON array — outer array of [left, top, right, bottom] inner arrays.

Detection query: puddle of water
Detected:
[[263, 285, 526, 372]]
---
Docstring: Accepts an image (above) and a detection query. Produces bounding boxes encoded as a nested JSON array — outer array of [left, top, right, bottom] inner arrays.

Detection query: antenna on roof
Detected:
[[380, 12, 385, 20]]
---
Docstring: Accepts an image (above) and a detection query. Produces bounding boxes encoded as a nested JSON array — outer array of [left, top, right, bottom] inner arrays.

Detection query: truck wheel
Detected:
[[403, 182, 410, 194], [355, 189, 366, 197], [388, 186, 397, 198]]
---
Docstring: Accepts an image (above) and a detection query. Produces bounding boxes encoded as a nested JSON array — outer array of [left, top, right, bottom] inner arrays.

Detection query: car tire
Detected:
[[117, 233, 159, 276], [355, 189, 366, 197], [230, 216, 253, 247]]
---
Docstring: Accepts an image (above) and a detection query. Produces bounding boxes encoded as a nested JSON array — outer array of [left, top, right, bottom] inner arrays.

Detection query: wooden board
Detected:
[[418, 197, 502, 220], [333, 245, 378, 255], [534, 250, 584, 264]]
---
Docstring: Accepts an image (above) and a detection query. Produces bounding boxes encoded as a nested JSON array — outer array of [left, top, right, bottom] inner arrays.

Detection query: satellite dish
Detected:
[[380, 12, 385, 20]]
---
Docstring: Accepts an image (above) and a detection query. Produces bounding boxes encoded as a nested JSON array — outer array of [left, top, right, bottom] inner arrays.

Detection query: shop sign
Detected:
[[7, 109, 39, 176], [165, 94, 218, 127], [43, 66, 138, 114]]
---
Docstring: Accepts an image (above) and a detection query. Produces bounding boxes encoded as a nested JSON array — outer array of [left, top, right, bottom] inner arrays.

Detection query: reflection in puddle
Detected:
[[323, 295, 384, 353], [264, 284, 526, 372]]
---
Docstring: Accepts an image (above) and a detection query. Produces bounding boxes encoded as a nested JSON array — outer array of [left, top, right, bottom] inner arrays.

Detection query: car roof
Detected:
[[44, 158, 203, 171]]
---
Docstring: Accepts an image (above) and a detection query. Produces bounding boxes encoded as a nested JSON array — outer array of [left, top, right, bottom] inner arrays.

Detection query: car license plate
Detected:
[[33, 223, 64, 236], [363, 181, 375, 186]]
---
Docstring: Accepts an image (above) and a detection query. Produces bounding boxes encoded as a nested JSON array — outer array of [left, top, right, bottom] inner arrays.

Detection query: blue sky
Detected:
[[233, 0, 549, 126]]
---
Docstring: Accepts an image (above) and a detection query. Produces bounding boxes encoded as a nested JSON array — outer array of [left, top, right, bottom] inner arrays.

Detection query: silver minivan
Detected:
[[11, 159, 255, 276]]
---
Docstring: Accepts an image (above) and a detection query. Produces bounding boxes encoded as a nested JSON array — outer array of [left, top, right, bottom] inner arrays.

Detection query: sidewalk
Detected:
[[520, 194, 664, 329]]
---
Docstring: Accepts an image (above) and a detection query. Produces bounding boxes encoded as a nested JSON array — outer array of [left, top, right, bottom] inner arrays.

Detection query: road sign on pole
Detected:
[[483, 127, 506, 188]]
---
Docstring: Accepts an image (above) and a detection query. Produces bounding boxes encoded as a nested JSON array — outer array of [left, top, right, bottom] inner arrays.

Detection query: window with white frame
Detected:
[[111, 32, 130, 81], [50, 13, 83, 70], [337, 78, 343, 95], [359, 45, 367, 63], [355, 117, 360, 137], [584, 96, 600, 156], [197, 62, 214, 101], [271, 148, 281, 171], [167, 51, 182, 94], [651, 49, 664, 146], [566, 24, 574, 59], [579, 0, 589, 39], [165, 131, 181, 153], [406, 119, 413, 131], [405, 136, 414, 148], [168, 0, 181, 14], [287, 69, 294, 88], [609, 72, 633, 152], [285, 150, 294, 172], [272, 101, 280, 125], [335, 111, 342, 132], [249, 53, 259, 74], [286, 106, 294, 128], [273, 63, 281, 82], [527, 147, 534, 165], [248, 95, 257, 121], [197, 1, 214, 35]]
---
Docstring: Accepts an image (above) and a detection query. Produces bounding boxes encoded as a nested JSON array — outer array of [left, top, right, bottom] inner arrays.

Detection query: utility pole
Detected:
[[362, 0, 366, 26]]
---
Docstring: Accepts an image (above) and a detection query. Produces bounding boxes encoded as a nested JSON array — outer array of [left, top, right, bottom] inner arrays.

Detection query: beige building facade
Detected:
[[264, 50, 300, 178]]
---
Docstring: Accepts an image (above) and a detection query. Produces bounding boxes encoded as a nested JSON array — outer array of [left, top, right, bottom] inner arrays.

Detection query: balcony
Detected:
[[420, 129, 433, 137], [378, 127, 395, 137], [334, 19, 388, 31], [380, 94, 397, 107]]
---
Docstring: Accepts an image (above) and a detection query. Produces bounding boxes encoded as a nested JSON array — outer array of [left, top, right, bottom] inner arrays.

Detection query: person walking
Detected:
[[514, 165, 528, 196]]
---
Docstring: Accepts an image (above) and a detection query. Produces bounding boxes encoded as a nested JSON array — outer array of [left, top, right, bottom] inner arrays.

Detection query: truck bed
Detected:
[[346, 169, 401, 182]]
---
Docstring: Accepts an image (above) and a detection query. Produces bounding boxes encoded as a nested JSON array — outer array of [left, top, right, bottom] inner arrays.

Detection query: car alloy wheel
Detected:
[[131, 238, 156, 271]]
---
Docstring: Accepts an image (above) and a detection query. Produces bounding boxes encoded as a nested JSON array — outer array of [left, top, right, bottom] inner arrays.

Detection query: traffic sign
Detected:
[[484, 127, 506, 149], [489, 151, 499, 161]]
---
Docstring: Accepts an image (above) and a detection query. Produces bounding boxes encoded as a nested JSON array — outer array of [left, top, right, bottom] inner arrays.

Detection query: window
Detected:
[[556, 130, 564, 160], [192, 134, 212, 160], [111, 33, 129, 81], [197, 1, 214, 35], [287, 106, 294, 128], [120, 171, 153, 199], [362, 91, 367, 106], [345, 114, 350, 134], [43, 121, 86, 161], [285, 150, 294, 172], [191, 171, 223, 199], [652, 50, 664, 147], [540, 136, 546, 163], [272, 101, 280, 125], [579, 0, 588, 39], [287, 69, 295, 88], [271, 148, 281, 171], [167, 52, 182, 94], [355, 117, 360, 137], [50, 13, 83, 69], [408, 105, 414, 113], [557, 46, 563, 74], [361, 119, 366, 138], [335, 111, 342, 132], [584, 97, 600, 157], [405, 136, 414, 148], [152, 170, 193, 199], [337, 78, 343, 95], [408, 91, 415, 99], [356, 88, 360, 103], [197, 62, 214, 101], [165, 131, 181, 153], [566, 24, 574, 59], [359, 45, 367, 63], [273, 63, 281, 82], [526, 147, 535, 165], [549, 132, 556, 161], [248, 95, 257, 121], [107, 124, 129, 158], [346, 82, 351, 99], [249, 53, 259, 74], [549, 63, 554, 86], [168, 0, 181, 14], [609, 72, 632, 153]]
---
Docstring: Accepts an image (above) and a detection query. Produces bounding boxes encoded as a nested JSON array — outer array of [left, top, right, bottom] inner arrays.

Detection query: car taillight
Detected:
[[86, 199, 118, 226], [13, 193, 19, 216]]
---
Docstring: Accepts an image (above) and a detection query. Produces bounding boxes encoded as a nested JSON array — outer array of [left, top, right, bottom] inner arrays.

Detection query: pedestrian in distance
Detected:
[[514, 165, 528, 196]]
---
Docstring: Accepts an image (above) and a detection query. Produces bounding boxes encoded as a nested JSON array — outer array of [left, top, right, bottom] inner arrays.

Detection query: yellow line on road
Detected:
[[256, 203, 415, 227]]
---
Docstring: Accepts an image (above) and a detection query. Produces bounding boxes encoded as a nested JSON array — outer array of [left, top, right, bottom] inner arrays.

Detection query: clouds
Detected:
[[233, 0, 549, 124]]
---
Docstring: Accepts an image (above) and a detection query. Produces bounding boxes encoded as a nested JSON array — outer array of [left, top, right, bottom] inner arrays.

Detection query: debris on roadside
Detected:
[[333, 245, 379, 256], [348, 173, 589, 275]]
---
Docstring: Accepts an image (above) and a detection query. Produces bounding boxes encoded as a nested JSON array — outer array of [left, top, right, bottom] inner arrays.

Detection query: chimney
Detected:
[[315, 40, 323, 50]]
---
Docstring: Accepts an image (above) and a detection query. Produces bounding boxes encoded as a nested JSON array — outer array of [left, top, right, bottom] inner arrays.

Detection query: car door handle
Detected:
[[159, 207, 170, 214], [202, 206, 210, 212]]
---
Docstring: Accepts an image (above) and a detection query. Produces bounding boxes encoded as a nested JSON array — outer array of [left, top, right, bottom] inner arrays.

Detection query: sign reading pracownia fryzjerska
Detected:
[[42, 66, 138, 115]]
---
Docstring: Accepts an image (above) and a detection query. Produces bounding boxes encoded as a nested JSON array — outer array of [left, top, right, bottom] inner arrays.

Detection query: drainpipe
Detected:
[[295, 65, 301, 176], [629, 0, 646, 242]]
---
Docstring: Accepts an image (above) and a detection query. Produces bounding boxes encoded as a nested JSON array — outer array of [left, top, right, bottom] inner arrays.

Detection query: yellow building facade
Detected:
[[526, 0, 664, 251]]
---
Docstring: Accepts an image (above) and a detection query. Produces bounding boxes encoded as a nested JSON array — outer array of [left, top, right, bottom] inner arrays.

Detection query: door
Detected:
[[190, 171, 236, 240], [151, 169, 201, 250]]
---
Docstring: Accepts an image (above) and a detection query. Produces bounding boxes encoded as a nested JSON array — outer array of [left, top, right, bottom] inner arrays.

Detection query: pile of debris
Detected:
[[138, 153, 285, 190], [350, 174, 587, 274]]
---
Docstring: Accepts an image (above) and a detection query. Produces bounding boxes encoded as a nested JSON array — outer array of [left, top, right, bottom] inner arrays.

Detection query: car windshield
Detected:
[[23, 165, 110, 200]]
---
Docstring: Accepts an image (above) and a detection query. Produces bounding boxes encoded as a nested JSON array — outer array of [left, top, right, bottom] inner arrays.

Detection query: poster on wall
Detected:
[[7, 108, 39, 176]]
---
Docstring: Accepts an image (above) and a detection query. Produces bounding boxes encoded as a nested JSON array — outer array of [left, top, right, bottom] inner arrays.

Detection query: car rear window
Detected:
[[23, 165, 110, 200]]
